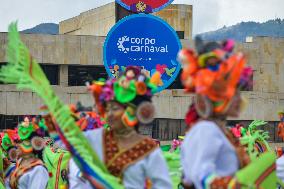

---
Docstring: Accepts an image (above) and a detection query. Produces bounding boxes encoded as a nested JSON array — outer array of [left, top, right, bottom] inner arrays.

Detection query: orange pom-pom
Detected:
[[69, 104, 77, 113], [88, 82, 106, 116], [150, 72, 163, 86], [136, 81, 147, 95]]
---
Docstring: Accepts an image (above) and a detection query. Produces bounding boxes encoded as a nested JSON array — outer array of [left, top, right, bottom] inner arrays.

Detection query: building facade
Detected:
[[0, 3, 283, 141], [59, 2, 192, 40]]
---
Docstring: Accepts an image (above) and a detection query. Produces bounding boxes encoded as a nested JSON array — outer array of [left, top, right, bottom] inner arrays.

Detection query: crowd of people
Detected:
[[0, 23, 283, 189]]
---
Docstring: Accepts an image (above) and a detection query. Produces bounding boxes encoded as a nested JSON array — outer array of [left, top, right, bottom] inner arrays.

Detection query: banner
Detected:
[[115, 0, 174, 13]]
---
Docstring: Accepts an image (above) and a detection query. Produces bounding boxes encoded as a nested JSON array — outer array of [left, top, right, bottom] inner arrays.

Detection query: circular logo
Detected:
[[115, 0, 174, 13], [104, 14, 181, 92]]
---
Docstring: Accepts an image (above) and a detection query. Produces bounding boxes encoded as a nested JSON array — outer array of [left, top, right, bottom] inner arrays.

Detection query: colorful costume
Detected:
[[67, 66, 171, 188], [0, 148, 6, 189], [278, 123, 284, 141], [9, 118, 48, 189], [240, 120, 271, 157], [277, 111, 284, 140], [9, 158, 47, 189], [41, 103, 104, 189], [178, 37, 276, 189], [4, 162, 15, 189], [1, 131, 17, 189], [43, 139, 71, 189], [277, 156, 284, 185], [68, 128, 171, 189], [276, 111, 284, 185], [231, 120, 271, 156], [230, 124, 244, 138]]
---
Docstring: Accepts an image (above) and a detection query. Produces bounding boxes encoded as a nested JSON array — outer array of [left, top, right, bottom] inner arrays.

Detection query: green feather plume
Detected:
[[240, 120, 271, 161]]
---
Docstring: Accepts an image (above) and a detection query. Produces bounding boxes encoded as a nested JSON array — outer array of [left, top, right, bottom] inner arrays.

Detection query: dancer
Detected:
[[33, 66, 172, 189], [40, 104, 104, 189], [9, 117, 48, 189], [178, 37, 276, 188], [1, 132, 17, 189], [278, 111, 284, 141], [67, 66, 172, 189], [276, 111, 284, 184]]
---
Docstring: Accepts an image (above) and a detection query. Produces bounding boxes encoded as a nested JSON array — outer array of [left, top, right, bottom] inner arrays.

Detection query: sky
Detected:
[[0, 0, 283, 35]]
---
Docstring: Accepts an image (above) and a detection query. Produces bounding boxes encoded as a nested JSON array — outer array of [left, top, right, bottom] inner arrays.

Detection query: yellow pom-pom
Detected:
[[60, 185, 68, 189]]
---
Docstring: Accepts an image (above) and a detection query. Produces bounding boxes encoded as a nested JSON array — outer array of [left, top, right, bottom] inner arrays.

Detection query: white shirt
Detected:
[[276, 155, 284, 182], [17, 165, 49, 189], [181, 120, 239, 189], [4, 163, 15, 189], [69, 128, 172, 189]]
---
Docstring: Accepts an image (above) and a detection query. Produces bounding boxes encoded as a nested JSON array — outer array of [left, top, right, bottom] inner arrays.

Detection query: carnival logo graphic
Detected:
[[117, 36, 130, 53], [117, 36, 169, 54]]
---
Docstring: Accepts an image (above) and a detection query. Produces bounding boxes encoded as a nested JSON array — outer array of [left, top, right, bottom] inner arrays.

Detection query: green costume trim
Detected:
[[114, 77, 136, 103], [1, 134, 12, 151], [43, 145, 71, 189], [18, 123, 34, 140], [240, 120, 271, 161], [19, 140, 33, 152], [39, 119, 48, 131], [235, 152, 277, 189], [163, 149, 182, 188]]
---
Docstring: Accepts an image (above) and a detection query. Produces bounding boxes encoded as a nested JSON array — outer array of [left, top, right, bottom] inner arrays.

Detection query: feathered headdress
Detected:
[[178, 36, 253, 116], [88, 66, 160, 127]]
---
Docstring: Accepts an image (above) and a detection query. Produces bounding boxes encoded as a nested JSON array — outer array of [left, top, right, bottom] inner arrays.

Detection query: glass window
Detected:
[[176, 31, 185, 39], [40, 64, 59, 85], [68, 65, 108, 86], [167, 71, 183, 89]]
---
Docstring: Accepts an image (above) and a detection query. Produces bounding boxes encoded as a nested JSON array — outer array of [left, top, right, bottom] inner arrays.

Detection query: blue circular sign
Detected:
[[104, 14, 182, 92]]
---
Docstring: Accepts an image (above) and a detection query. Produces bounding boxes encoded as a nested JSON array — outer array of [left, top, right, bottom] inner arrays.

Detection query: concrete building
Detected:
[[59, 2, 193, 40], [0, 3, 283, 141]]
